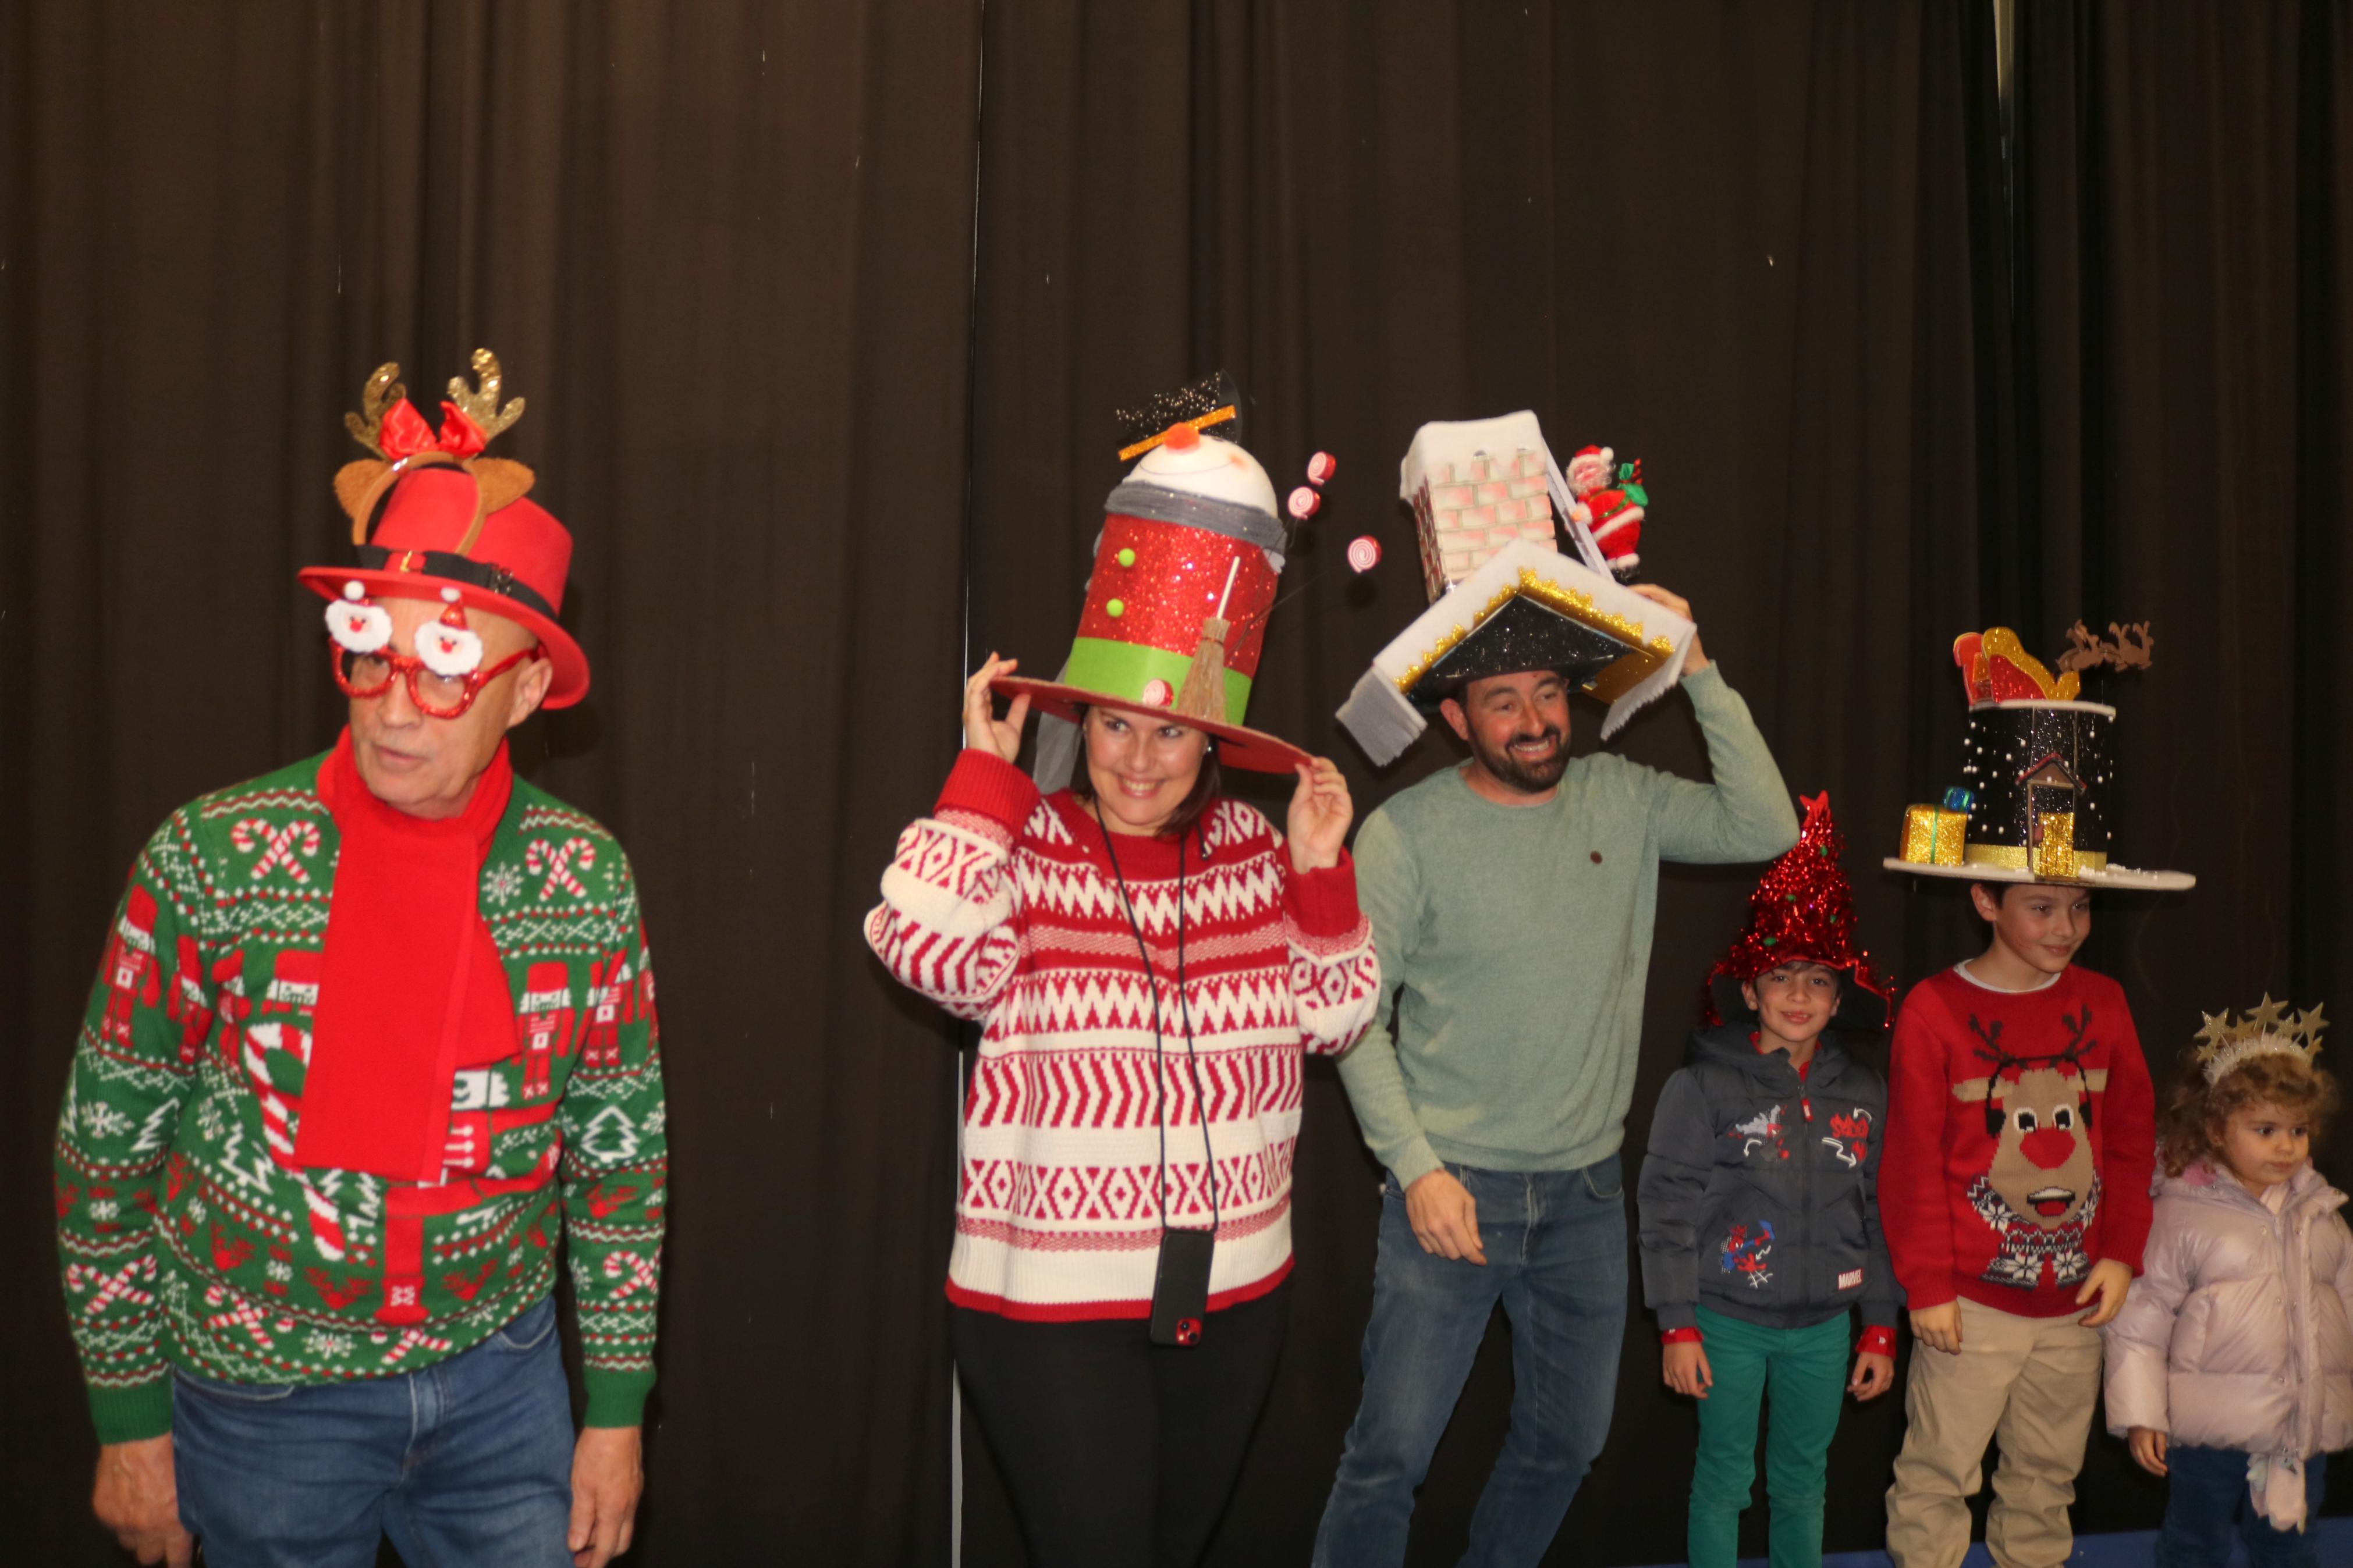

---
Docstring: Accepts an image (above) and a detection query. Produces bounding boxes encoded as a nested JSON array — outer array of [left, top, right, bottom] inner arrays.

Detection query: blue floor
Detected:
[[1632, 1515, 2353, 1566]]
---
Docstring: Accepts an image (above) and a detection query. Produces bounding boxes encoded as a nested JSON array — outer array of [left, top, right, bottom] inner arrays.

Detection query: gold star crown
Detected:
[[2192, 995, 2327, 1086]]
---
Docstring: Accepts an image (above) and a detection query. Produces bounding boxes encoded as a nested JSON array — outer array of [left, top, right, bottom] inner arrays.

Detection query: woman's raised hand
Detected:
[[1286, 756, 1352, 873], [964, 654, 1032, 763]]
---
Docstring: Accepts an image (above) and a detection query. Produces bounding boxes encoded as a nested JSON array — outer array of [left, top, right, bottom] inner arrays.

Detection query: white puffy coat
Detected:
[[2102, 1161, 2353, 1458]]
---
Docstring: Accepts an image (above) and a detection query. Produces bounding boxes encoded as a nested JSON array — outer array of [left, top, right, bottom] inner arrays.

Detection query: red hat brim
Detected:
[[298, 566, 590, 709], [992, 676, 1312, 774]]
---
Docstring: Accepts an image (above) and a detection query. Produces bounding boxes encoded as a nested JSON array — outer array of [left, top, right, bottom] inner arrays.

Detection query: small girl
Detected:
[[2102, 998, 2353, 1567]]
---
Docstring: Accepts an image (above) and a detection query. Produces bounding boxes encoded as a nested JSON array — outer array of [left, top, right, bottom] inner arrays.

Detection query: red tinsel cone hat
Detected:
[[1702, 792, 1896, 1033]]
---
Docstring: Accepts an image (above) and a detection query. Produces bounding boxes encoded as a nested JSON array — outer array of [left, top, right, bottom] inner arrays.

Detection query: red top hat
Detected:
[[296, 351, 589, 708]]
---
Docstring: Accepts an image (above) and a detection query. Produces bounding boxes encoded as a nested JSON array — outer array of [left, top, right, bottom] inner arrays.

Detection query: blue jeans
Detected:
[[2156, 1445, 2328, 1568], [172, 1293, 575, 1568], [1314, 1157, 1629, 1568]]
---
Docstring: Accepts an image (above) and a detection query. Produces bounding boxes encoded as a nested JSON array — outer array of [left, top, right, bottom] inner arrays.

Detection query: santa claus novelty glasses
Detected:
[[326, 581, 539, 718]]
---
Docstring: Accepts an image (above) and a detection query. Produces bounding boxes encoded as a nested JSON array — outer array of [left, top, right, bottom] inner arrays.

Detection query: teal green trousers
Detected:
[[1687, 1305, 1851, 1568]]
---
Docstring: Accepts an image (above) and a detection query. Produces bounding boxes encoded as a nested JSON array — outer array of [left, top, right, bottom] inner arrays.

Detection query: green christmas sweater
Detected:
[[54, 750, 668, 1443]]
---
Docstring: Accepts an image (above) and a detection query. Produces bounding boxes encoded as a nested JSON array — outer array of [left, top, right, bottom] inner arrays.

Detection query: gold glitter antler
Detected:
[[446, 348, 524, 443], [342, 362, 406, 457]]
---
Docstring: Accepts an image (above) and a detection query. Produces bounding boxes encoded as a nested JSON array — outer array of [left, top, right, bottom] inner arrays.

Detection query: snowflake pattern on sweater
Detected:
[[867, 751, 1380, 1320], [55, 752, 667, 1443]]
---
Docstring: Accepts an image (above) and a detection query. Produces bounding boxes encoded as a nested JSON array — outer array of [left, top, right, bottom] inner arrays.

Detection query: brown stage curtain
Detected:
[[963, 4, 1987, 1562], [0, 3, 978, 1563]]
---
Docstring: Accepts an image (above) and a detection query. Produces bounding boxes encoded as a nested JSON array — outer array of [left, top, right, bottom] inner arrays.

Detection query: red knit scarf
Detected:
[[299, 729, 514, 1181]]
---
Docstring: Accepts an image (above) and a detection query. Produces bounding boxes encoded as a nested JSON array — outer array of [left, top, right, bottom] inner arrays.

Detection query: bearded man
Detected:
[[55, 354, 665, 1568], [1315, 580, 1799, 1567]]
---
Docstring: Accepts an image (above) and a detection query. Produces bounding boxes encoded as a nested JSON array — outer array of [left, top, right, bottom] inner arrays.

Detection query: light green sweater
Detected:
[[1337, 663, 1799, 1187]]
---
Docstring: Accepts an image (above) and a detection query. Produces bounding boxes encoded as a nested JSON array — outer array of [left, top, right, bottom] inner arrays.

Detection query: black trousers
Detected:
[[952, 1279, 1291, 1568]]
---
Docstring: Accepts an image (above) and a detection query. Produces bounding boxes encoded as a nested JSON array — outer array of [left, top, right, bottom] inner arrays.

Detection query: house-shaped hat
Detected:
[[1883, 623, 2194, 890], [1334, 413, 1694, 766]]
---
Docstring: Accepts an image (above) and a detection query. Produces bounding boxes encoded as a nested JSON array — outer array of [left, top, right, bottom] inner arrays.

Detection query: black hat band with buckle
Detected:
[[354, 546, 556, 622]]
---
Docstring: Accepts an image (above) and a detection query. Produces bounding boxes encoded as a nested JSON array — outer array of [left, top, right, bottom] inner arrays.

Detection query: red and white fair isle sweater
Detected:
[[867, 751, 1380, 1320]]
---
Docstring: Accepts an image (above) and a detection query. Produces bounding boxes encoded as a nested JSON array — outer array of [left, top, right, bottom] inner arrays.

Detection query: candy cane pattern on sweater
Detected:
[[230, 819, 321, 883], [66, 1257, 158, 1320], [203, 1282, 290, 1348], [380, 1325, 455, 1366], [526, 837, 597, 900], [602, 1250, 659, 1300], [236, 1023, 350, 1261]]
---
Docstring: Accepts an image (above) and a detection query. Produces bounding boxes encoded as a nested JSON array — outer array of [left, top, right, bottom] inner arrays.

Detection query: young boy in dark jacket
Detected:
[[1638, 794, 1899, 1568]]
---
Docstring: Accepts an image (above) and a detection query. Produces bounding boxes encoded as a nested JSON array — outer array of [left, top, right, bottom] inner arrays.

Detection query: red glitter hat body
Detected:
[[1703, 792, 1894, 1033]]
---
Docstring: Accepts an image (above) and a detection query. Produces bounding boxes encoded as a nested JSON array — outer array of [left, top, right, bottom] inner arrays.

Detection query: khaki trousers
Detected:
[[1883, 1297, 2103, 1568]]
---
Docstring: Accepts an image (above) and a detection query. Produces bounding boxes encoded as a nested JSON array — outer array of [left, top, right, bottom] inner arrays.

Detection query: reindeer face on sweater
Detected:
[[1952, 1008, 2109, 1231]]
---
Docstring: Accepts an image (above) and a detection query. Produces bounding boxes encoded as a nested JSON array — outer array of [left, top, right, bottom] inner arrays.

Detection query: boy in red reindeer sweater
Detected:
[[1878, 622, 2190, 1567], [1878, 881, 2157, 1566]]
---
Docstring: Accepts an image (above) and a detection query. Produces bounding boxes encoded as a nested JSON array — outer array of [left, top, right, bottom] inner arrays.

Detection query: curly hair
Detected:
[[2159, 1048, 2341, 1177]]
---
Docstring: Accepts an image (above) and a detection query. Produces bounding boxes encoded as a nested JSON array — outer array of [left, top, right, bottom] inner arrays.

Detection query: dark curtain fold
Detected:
[[0, 3, 979, 1563], [964, 5, 1985, 1560]]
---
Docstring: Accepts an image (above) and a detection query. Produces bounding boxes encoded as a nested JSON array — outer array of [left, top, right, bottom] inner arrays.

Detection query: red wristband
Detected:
[[1857, 1325, 1897, 1357], [1660, 1327, 1703, 1346]]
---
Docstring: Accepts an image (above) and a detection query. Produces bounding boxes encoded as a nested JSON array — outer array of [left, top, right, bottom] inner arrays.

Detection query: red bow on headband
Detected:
[[377, 399, 489, 464]]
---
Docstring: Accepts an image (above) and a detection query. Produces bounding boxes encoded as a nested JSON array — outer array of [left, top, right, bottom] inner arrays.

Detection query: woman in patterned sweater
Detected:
[[867, 654, 1379, 1567]]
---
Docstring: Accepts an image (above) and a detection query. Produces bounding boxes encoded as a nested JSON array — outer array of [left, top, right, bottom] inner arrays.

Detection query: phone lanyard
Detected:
[[1095, 805, 1221, 1238]]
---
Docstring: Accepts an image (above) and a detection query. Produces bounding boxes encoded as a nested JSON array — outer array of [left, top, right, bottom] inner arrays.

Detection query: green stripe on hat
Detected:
[[1062, 636, 1253, 725]]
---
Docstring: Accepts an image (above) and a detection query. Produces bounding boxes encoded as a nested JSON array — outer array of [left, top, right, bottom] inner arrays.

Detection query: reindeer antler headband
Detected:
[[2193, 996, 2328, 1086], [334, 349, 534, 554]]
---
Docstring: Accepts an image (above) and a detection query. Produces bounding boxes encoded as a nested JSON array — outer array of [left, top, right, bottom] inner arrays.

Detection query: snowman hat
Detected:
[[990, 373, 1322, 774]]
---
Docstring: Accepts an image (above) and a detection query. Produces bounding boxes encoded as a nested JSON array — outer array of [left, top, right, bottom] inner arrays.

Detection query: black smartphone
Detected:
[[1148, 1228, 1214, 1346]]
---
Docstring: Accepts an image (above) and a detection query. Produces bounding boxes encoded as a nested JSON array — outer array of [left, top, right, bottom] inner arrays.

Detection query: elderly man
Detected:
[[1316, 573, 1799, 1567], [55, 354, 666, 1568]]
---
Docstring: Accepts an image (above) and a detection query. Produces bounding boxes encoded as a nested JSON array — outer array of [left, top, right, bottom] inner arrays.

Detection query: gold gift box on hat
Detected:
[[2029, 811, 2077, 879], [1899, 804, 1967, 867]]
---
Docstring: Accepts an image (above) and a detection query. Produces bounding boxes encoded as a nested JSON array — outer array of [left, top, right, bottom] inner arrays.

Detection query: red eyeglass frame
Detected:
[[328, 638, 544, 719]]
